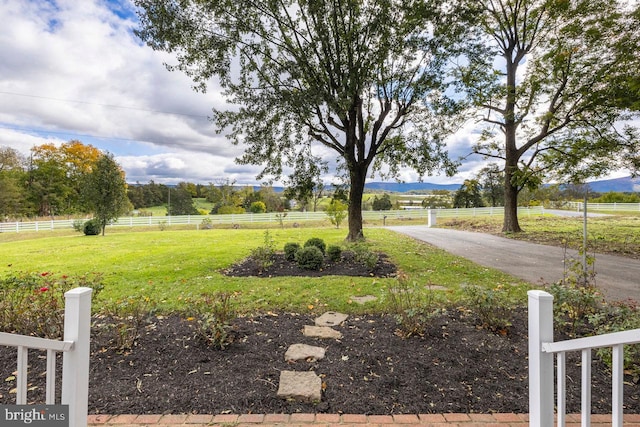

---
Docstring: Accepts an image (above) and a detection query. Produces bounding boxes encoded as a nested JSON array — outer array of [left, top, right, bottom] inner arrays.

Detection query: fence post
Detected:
[[62, 287, 93, 427], [528, 290, 554, 427]]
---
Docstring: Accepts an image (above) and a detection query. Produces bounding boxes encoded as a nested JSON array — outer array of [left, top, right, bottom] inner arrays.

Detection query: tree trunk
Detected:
[[346, 167, 366, 242], [502, 164, 522, 233]]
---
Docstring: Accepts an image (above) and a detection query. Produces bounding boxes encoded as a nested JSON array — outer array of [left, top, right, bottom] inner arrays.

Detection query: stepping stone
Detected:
[[284, 343, 326, 362], [277, 370, 322, 402], [303, 325, 343, 339], [315, 311, 348, 327], [350, 295, 377, 305]]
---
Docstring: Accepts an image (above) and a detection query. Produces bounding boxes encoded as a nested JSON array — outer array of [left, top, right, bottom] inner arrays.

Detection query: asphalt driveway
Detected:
[[388, 225, 640, 301]]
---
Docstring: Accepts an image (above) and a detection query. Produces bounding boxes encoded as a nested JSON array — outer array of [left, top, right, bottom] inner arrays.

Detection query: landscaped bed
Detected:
[[1, 309, 639, 414]]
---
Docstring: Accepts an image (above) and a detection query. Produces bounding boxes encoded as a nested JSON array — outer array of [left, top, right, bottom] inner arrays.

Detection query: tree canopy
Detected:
[[135, 0, 468, 240], [454, 0, 640, 232]]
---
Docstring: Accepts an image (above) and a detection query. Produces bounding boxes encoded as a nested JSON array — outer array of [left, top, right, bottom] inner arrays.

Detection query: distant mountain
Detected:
[[364, 181, 460, 192], [586, 176, 640, 193]]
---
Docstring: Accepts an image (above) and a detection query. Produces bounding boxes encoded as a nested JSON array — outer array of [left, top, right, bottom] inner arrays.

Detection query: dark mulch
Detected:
[[222, 251, 398, 278], [1, 310, 640, 415]]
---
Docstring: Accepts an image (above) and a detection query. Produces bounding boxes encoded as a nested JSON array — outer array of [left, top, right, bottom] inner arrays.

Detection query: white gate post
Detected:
[[62, 287, 93, 427], [528, 290, 554, 427]]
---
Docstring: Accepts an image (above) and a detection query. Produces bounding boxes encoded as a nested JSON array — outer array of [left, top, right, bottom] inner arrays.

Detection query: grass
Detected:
[[440, 214, 640, 259], [0, 227, 530, 315]]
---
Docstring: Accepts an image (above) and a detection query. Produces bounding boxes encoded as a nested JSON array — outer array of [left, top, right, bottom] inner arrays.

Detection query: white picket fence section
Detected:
[[0, 206, 544, 233], [566, 202, 640, 212], [528, 290, 640, 427], [0, 287, 92, 427]]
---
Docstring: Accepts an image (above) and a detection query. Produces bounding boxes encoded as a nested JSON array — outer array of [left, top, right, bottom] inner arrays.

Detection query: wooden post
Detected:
[[62, 287, 93, 427], [528, 290, 554, 427]]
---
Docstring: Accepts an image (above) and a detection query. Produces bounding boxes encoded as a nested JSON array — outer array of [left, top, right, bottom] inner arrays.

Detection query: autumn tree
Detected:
[[28, 141, 102, 216], [83, 153, 130, 236], [455, 0, 640, 232], [135, 0, 467, 241]]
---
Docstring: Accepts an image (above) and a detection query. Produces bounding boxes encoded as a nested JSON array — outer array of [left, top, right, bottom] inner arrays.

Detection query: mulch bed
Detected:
[[1, 310, 639, 415], [1, 252, 639, 414]]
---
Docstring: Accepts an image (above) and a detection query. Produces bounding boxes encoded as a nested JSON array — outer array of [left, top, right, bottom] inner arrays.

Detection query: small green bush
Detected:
[[193, 292, 236, 349], [327, 245, 342, 262], [250, 230, 276, 269], [83, 219, 101, 235], [304, 237, 326, 255], [350, 243, 379, 269], [295, 246, 324, 270], [463, 285, 516, 334], [284, 242, 301, 261]]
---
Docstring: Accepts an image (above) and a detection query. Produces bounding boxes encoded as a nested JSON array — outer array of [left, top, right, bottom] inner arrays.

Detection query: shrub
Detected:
[[549, 282, 601, 336], [295, 246, 324, 270], [193, 292, 236, 349], [72, 219, 85, 233], [387, 273, 443, 337], [350, 243, 379, 270], [284, 242, 301, 261], [0, 272, 104, 339], [83, 219, 101, 235], [463, 285, 516, 334], [249, 201, 267, 213], [200, 217, 213, 229], [325, 199, 347, 228], [304, 237, 326, 255], [101, 295, 157, 352], [327, 245, 342, 262], [250, 230, 276, 269]]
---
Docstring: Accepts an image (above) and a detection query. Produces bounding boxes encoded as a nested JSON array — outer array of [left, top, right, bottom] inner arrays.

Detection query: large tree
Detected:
[[455, 0, 640, 232], [135, 0, 465, 240], [84, 153, 130, 236]]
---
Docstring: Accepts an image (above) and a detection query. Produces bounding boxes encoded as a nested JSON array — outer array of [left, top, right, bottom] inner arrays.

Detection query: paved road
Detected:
[[388, 225, 640, 301]]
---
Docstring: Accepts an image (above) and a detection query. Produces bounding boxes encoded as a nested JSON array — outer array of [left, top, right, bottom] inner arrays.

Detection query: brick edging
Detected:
[[88, 413, 640, 425]]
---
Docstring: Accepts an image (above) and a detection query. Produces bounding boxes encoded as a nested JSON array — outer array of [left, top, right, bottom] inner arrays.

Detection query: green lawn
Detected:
[[0, 227, 530, 314]]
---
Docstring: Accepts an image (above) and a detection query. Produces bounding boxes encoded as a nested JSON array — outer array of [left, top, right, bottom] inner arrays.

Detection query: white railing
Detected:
[[0, 206, 544, 233], [0, 287, 92, 427], [528, 290, 640, 427], [566, 202, 640, 212]]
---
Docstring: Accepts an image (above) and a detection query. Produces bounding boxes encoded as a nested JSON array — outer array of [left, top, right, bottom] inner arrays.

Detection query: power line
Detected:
[[0, 91, 211, 119]]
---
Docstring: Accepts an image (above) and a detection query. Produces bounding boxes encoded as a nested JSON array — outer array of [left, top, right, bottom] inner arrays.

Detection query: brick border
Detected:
[[87, 413, 630, 426]]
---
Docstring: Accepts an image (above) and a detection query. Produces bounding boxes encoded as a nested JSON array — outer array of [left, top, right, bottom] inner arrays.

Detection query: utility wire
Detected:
[[0, 90, 211, 119]]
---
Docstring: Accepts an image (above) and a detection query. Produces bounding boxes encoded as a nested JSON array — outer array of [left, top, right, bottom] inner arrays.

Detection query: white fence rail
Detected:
[[0, 287, 92, 427], [566, 202, 640, 212], [0, 206, 544, 233], [528, 290, 640, 427]]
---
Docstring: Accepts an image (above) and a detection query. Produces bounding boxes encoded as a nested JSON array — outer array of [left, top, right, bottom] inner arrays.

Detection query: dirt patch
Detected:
[[1, 310, 638, 415]]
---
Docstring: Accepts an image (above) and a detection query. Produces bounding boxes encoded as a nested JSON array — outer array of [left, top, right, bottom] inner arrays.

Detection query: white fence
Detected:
[[567, 202, 640, 212], [0, 206, 544, 233], [0, 287, 92, 427], [528, 290, 640, 427]]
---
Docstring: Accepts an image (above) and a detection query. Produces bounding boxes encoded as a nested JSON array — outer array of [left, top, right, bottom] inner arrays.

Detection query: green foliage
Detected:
[[167, 184, 199, 216], [386, 272, 441, 337], [350, 243, 379, 270], [372, 194, 393, 211], [83, 218, 101, 236], [325, 199, 348, 229], [275, 212, 287, 228], [304, 237, 326, 255], [462, 285, 516, 334], [200, 217, 213, 229], [588, 300, 640, 376], [0, 272, 104, 338], [327, 245, 342, 262], [295, 246, 324, 270], [548, 282, 601, 337], [83, 152, 130, 235], [249, 201, 267, 213], [192, 292, 236, 349], [453, 179, 485, 208], [250, 230, 276, 269], [134, 0, 463, 241], [72, 219, 85, 233], [284, 242, 301, 261], [101, 295, 157, 351]]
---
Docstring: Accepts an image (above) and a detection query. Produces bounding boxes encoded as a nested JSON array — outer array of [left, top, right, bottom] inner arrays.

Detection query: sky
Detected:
[[0, 0, 629, 187]]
